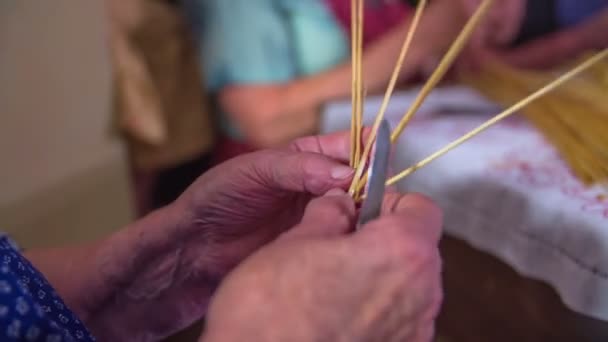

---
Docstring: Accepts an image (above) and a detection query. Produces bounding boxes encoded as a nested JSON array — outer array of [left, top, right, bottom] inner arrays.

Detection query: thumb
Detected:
[[248, 150, 355, 195], [286, 189, 356, 238]]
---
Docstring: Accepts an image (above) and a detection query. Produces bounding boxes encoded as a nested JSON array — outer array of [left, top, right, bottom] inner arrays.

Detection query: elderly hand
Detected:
[[174, 131, 358, 276], [81, 131, 361, 340], [202, 190, 443, 342]]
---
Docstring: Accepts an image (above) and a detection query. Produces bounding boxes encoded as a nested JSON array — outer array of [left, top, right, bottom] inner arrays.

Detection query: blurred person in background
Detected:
[[293, 0, 608, 92], [244, 0, 608, 130], [182, 0, 606, 166], [107, 0, 217, 216], [180, 0, 411, 163]]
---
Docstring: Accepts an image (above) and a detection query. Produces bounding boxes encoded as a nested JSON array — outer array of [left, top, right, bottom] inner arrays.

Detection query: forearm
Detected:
[[502, 10, 608, 69], [25, 242, 104, 320], [247, 108, 319, 148], [30, 205, 216, 341], [284, 26, 412, 104], [221, 85, 321, 147], [282, 0, 465, 109], [89, 205, 216, 341], [24, 208, 183, 338]]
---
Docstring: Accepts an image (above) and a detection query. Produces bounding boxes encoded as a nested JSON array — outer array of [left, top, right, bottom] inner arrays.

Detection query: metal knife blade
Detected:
[[358, 119, 391, 227]]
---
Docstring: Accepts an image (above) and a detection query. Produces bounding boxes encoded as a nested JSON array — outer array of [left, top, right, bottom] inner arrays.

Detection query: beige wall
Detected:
[[0, 0, 133, 247]]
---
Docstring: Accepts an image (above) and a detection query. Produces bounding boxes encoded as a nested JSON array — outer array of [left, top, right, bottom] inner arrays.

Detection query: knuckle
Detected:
[[381, 216, 412, 241], [306, 196, 352, 221], [406, 193, 441, 216], [333, 212, 352, 230], [381, 228, 435, 263], [357, 213, 440, 265], [404, 244, 438, 272], [288, 136, 312, 152], [274, 153, 311, 188]]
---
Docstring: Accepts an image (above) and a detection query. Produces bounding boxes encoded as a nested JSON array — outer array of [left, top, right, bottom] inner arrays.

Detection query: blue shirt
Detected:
[[181, 0, 349, 139], [0, 235, 95, 341]]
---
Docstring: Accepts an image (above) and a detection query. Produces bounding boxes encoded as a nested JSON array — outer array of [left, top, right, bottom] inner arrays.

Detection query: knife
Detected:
[[358, 119, 391, 227]]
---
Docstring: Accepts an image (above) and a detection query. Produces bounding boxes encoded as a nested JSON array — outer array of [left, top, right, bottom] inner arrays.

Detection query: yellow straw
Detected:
[[386, 48, 608, 186], [349, 0, 358, 167], [390, 0, 494, 142], [352, 0, 493, 194], [347, 0, 429, 195]]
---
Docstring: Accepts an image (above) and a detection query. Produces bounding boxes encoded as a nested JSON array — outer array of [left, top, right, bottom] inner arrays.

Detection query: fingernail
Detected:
[[326, 188, 346, 196], [331, 166, 354, 180]]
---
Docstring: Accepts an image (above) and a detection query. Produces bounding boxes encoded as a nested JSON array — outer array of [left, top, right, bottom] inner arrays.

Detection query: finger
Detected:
[[287, 189, 356, 238], [381, 192, 438, 215], [355, 193, 443, 247], [382, 193, 443, 243], [379, 191, 404, 215], [289, 128, 372, 162], [251, 149, 355, 195]]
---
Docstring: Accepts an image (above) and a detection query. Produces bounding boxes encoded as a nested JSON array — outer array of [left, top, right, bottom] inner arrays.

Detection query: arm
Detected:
[[26, 205, 217, 341], [219, 85, 319, 148], [25, 242, 102, 319], [285, 0, 466, 101], [495, 9, 608, 69]]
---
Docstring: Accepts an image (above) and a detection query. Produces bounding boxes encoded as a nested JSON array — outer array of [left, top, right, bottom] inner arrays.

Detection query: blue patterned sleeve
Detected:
[[0, 234, 95, 341]]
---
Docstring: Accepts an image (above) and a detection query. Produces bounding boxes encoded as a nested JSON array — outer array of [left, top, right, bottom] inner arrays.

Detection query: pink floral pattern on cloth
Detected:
[[487, 148, 608, 219], [401, 112, 608, 220]]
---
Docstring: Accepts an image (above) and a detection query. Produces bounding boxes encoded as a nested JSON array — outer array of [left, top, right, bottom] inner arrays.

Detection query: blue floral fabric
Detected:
[[0, 235, 95, 341]]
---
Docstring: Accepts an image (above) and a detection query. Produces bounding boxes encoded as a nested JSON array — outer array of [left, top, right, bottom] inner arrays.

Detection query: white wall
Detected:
[[0, 0, 133, 246]]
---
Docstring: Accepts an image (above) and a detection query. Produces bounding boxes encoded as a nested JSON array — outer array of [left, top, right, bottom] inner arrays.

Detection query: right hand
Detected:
[[202, 190, 443, 342]]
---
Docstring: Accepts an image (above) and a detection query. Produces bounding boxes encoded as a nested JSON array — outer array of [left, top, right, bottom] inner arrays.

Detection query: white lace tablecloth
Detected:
[[321, 86, 608, 321]]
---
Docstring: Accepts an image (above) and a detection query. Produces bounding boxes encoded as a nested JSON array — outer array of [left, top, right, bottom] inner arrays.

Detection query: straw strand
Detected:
[[347, 0, 429, 195], [386, 48, 608, 186], [390, 0, 494, 142]]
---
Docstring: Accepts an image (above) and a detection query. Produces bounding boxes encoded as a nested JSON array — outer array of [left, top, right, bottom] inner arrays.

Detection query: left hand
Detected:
[[175, 131, 358, 276], [85, 131, 359, 340]]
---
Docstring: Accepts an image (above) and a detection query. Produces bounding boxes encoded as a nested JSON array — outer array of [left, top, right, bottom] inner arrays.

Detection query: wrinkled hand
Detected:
[[174, 131, 357, 278], [87, 131, 361, 341], [202, 190, 443, 342]]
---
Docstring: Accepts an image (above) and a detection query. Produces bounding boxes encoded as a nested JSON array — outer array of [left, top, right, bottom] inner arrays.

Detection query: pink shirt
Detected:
[[325, 0, 412, 44]]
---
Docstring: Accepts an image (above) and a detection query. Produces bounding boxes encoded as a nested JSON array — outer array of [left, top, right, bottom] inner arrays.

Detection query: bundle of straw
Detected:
[[348, 0, 608, 199], [460, 55, 608, 186]]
